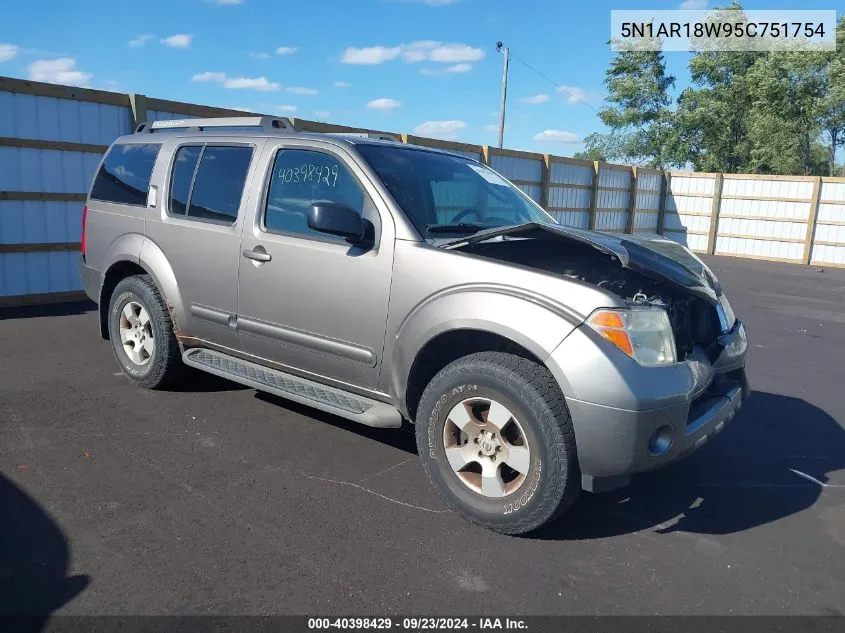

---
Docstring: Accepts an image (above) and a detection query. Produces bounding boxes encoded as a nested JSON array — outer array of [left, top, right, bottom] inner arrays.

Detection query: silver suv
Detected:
[[80, 116, 749, 535]]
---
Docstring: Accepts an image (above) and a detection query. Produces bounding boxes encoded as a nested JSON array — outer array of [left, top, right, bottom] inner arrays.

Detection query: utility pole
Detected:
[[496, 41, 509, 149]]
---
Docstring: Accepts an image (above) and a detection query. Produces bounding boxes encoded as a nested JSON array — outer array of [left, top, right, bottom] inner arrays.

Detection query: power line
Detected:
[[508, 52, 602, 114]]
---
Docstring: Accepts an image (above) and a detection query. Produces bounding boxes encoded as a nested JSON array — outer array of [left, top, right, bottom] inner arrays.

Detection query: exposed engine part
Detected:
[[461, 238, 722, 360]]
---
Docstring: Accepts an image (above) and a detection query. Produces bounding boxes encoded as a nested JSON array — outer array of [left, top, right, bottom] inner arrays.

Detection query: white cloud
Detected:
[[275, 105, 298, 112], [367, 98, 402, 111], [229, 105, 254, 112], [428, 43, 483, 63], [333, 81, 350, 88], [192, 71, 280, 91], [161, 34, 193, 48], [557, 85, 588, 105], [286, 86, 318, 95], [520, 94, 549, 105], [27, 58, 92, 87], [250, 52, 270, 59], [679, 0, 707, 8], [533, 129, 582, 144], [0, 44, 19, 62], [345, 41, 483, 66], [414, 120, 466, 140], [446, 63, 472, 73], [342, 46, 402, 65], [213, 0, 243, 4], [275, 46, 299, 55], [192, 71, 227, 83], [401, 40, 440, 62], [224, 76, 280, 91], [128, 34, 154, 49]]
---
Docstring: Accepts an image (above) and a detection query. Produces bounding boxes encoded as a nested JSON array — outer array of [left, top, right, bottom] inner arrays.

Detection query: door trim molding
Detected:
[[190, 304, 235, 328], [238, 316, 376, 366]]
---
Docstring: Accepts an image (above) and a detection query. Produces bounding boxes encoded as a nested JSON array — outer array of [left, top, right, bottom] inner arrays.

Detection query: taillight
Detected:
[[81, 205, 88, 257]]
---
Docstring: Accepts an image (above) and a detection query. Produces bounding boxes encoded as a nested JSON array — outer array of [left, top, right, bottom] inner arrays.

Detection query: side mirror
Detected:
[[308, 202, 365, 243]]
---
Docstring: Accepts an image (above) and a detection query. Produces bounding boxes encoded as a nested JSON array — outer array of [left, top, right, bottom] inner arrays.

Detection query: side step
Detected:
[[182, 348, 403, 428]]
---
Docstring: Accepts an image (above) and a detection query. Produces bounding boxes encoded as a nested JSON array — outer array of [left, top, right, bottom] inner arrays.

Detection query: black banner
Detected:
[[1, 617, 843, 633]]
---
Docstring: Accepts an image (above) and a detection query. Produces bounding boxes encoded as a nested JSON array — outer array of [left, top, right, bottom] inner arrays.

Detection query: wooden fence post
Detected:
[[803, 175, 823, 265], [129, 93, 148, 128], [707, 173, 724, 255], [657, 171, 671, 235], [540, 154, 551, 210], [588, 161, 601, 231], [625, 166, 638, 234], [481, 146, 492, 166]]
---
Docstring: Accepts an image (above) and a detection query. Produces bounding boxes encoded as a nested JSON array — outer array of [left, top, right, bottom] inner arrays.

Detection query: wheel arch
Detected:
[[99, 240, 182, 341], [403, 328, 553, 421]]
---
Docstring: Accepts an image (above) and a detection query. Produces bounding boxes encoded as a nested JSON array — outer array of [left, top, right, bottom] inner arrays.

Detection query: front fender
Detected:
[[387, 285, 582, 410]]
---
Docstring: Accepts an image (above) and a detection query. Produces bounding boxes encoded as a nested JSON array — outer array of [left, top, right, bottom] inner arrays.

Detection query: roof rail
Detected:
[[134, 116, 294, 134], [331, 132, 401, 142]]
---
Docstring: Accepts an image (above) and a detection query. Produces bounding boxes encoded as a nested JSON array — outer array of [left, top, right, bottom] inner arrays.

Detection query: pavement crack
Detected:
[[358, 457, 415, 483], [303, 474, 451, 514]]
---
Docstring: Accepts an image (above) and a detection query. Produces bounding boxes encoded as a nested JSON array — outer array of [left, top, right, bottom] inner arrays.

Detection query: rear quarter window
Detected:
[[90, 143, 161, 206]]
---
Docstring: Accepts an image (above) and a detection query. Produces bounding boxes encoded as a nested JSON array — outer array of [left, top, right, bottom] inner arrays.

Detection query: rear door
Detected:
[[144, 138, 264, 349]]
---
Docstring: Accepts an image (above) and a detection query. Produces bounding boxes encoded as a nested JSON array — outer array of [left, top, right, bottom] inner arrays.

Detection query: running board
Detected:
[[182, 348, 402, 428]]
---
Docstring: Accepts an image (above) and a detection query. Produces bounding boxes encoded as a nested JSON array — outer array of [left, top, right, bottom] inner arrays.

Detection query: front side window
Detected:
[[168, 145, 253, 224], [356, 144, 556, 240], [90, 143, 161, 206], [263, 148, 366, 240]]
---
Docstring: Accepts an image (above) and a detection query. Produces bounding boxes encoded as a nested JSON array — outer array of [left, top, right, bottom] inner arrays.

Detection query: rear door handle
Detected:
[[242, 249, 272, 262]]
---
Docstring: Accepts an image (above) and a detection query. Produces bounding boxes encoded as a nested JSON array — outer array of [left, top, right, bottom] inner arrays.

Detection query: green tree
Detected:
[[818, 16, 845, 176], [672, 3, 763, 172], [581, 45, 676, 168]]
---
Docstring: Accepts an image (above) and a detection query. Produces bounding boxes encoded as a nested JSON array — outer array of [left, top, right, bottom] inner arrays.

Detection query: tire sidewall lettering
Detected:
[[426, 380, 548, 518]]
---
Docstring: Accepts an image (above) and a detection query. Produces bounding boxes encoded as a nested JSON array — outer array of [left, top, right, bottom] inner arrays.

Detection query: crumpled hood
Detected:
[[441, 222, 722, 305]]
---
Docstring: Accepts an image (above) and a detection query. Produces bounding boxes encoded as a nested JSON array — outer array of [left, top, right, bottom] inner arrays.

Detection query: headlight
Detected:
[[587, 307, 677, 367]]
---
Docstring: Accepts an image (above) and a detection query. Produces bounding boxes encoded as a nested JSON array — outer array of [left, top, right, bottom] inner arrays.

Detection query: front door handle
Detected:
[[242, 248, 272, 262]]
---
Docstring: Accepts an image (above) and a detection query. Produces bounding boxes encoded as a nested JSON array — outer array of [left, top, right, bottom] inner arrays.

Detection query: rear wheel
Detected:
[[107, 274, 185, 389], [415, 352, 580, 535]]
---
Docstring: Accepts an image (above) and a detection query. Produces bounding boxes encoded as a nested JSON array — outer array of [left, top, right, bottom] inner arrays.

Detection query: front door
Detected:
[[237, 142, 394, 390]]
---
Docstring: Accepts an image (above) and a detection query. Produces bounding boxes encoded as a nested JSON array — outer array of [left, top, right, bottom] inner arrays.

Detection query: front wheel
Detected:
[[415, 352, 580, 535]]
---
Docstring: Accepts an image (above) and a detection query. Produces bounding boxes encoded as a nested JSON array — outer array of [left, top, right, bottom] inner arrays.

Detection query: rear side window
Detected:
[[168, 145, 253, 224], [90, 143, 161, 206]]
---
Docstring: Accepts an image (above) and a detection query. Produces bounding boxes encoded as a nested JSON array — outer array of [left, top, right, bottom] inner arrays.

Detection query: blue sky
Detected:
[[0, 0, 840, 155]]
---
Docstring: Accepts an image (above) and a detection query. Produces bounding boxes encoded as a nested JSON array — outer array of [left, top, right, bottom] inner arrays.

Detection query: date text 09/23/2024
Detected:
[[307, 618, 529, 630]]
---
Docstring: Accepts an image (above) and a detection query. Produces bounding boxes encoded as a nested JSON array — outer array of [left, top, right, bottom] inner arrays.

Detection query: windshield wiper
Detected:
[[425, 223, 489, 234]]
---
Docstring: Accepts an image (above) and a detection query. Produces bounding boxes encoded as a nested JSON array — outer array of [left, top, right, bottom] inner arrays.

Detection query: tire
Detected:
[[415, 351, 580, 535], [107, 274, 185, 389]]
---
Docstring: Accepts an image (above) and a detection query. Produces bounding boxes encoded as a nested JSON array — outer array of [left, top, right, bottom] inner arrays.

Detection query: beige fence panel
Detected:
[[662, 173, 717, 252], [485, 148, 544, 203], [632, 168, 663, 233], [594, 165, 632, 233], [810, 179, 845, 268], [546, 157, 594, 228], [714, 175, 816, 263]]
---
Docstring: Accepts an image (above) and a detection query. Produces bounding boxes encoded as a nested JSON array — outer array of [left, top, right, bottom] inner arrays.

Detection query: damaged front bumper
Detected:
[[547, 319, 749, 493]]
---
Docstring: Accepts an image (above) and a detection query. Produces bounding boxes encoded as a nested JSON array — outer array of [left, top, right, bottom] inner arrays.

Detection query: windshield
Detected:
[[355, 144, 558, 240]]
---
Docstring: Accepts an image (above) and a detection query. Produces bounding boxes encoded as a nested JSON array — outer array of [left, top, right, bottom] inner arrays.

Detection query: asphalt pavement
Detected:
[[1, 255, 844, 616]]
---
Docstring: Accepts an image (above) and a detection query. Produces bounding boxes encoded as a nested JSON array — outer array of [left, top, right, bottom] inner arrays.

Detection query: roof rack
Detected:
[[331, 132, 401, 142], [134, 116, 294, 134]]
